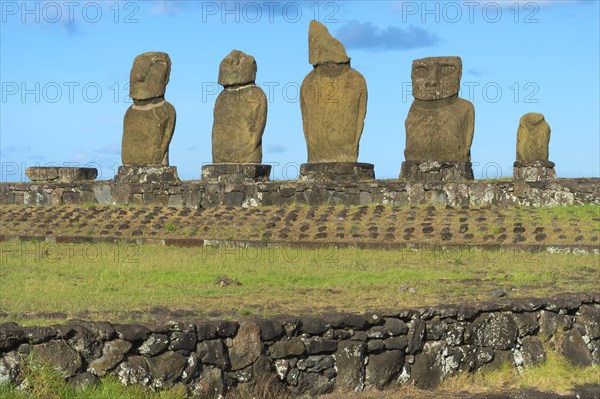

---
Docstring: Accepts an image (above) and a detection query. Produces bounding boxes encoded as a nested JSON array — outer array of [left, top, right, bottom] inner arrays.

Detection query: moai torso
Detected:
[[300, 21, 368, 163], [516, 112, 550, 161], [404, 57, 474, 162], [405, 97, 474, 161], [121, 52, 176, 165], [211, 50, 267, 164]]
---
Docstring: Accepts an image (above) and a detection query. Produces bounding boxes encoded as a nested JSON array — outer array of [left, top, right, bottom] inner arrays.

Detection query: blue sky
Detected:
[[1, 0, 599, 182]]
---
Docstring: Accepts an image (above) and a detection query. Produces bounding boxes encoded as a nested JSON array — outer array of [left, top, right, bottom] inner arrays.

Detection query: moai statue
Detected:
[[201, 50, 271, 183], [514, 112, 556, 181], [298, 20, 374, 182], [400, 56, 475, 182], [117, 52, 179, 183]]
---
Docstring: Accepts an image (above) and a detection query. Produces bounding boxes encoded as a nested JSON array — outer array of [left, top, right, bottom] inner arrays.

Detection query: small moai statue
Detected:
[[201, 50, 271, 183], [298, 20, 374, 182], [400, 56, 475, 182], [514, 112, 556, 181], [118, 52, 179, 183]]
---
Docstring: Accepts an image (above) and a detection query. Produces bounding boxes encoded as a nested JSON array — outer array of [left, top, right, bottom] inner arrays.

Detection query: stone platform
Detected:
[[514, 160, 557, 182], [25, 167, 97, 183], [299, 162, 375, 182], [114, 165, 180, 184], [201, 163, 271, 183], [400, 161, 474, 183]]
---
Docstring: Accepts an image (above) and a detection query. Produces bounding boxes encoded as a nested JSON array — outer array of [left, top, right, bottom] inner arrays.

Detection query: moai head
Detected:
[[411, 56, 462, 101], [308, 20, 350, 66], [129, 52, 171, 101], [218, 50, 257, 87]]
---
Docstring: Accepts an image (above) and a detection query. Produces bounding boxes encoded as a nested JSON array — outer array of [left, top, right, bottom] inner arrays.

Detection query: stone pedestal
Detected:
[[400, 161, 474, 183], [201, 164, 271, 183], [513, 161, 556, 182], [114, 165, 180, 184], [26, 167, 97, 183], [299, 162, 375, 182]]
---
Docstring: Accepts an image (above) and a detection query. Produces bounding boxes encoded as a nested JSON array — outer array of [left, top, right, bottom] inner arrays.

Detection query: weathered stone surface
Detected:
[[308, 20, 350, 66], [201, 164, 270, 183], [516, 113, 551, 161], [198, 339, 229, 368], [304, 336, 337, 354], [335, 340, 366, 391], [139, 333, 169, 356], [411, 57, 461, 101], [192, 366, 225, 399], [409, 341, 444, 389], [300, 21, 367, 164], [365, 349, 404, 389], [211, 87, 267, 164], [299, 162, 375, 182], [513, 161, 556, 182], [0, 351, 20, 385], [0, 323, 23, 351], [290, 371, 334, 396], [254, 319, 284, 341], [404, 56, 474, 171], [146, 351, 187, 389], [116, 355, 151, 386], [69, 372, 99, 389], [473, 314, 518, 350], [114, 324, 150, 342], [269, 337, 305, 359], [301, 64, 367, 163], [26, 167, 97, 183], [404, 97, 474, 162], [169, 331, 197, 352], [129, 52, 171, 101], [215, 320, 239, 338], [229, 322, 262, 370], [122, 52, 175, 166], [517, 336, 546, 367], [400, 160, 474, 182], [195, 321, 218, 340], [122, 101, 176, 165], [114, 165, 180, 184], [34, 340, 82, 377], [561, 329, 593, 367], [218, 50, 257, 87], [88, 339, 132, 377], [300, 316, 327, 335]]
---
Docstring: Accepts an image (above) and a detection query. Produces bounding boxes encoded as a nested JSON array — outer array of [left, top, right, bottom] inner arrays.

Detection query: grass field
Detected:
[[0, 242, 598, 324]]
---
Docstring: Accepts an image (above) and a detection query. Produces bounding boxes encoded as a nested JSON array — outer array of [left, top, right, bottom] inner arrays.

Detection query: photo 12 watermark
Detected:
[[200, 1, 340, 24], [399, 1, 540, 24], [1, 81, 131, 104], [0, 241, 139, 264], [401, 81, 540, 104], [1, 1, 140, 24]]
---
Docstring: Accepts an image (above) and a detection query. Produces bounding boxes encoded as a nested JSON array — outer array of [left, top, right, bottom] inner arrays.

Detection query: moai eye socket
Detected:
[[441, 64, 456, 76], [414, 66, 429, 77]]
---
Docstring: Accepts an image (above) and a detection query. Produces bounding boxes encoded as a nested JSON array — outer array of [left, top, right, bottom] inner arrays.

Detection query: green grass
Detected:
[[0, 242, 598, 324], [440, 347, 600, 395], [0, 366, 187, 399]]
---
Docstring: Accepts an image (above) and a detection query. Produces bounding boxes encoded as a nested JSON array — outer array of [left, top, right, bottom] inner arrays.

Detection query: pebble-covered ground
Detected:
[[1, 204, 598, 247]]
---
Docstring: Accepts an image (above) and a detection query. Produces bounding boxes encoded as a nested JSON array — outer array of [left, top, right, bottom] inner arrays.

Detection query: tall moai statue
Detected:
[[298, 20, 374, 182], [201, 50, 271, 183], [117, 52, 179, 183], [513, 112, 556, 181], [400, 56, 475, 182]]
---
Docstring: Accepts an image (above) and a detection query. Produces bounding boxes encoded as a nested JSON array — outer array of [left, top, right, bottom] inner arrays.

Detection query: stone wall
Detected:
[[1, 294, 598, 397], [0, 178, 598, 208]]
